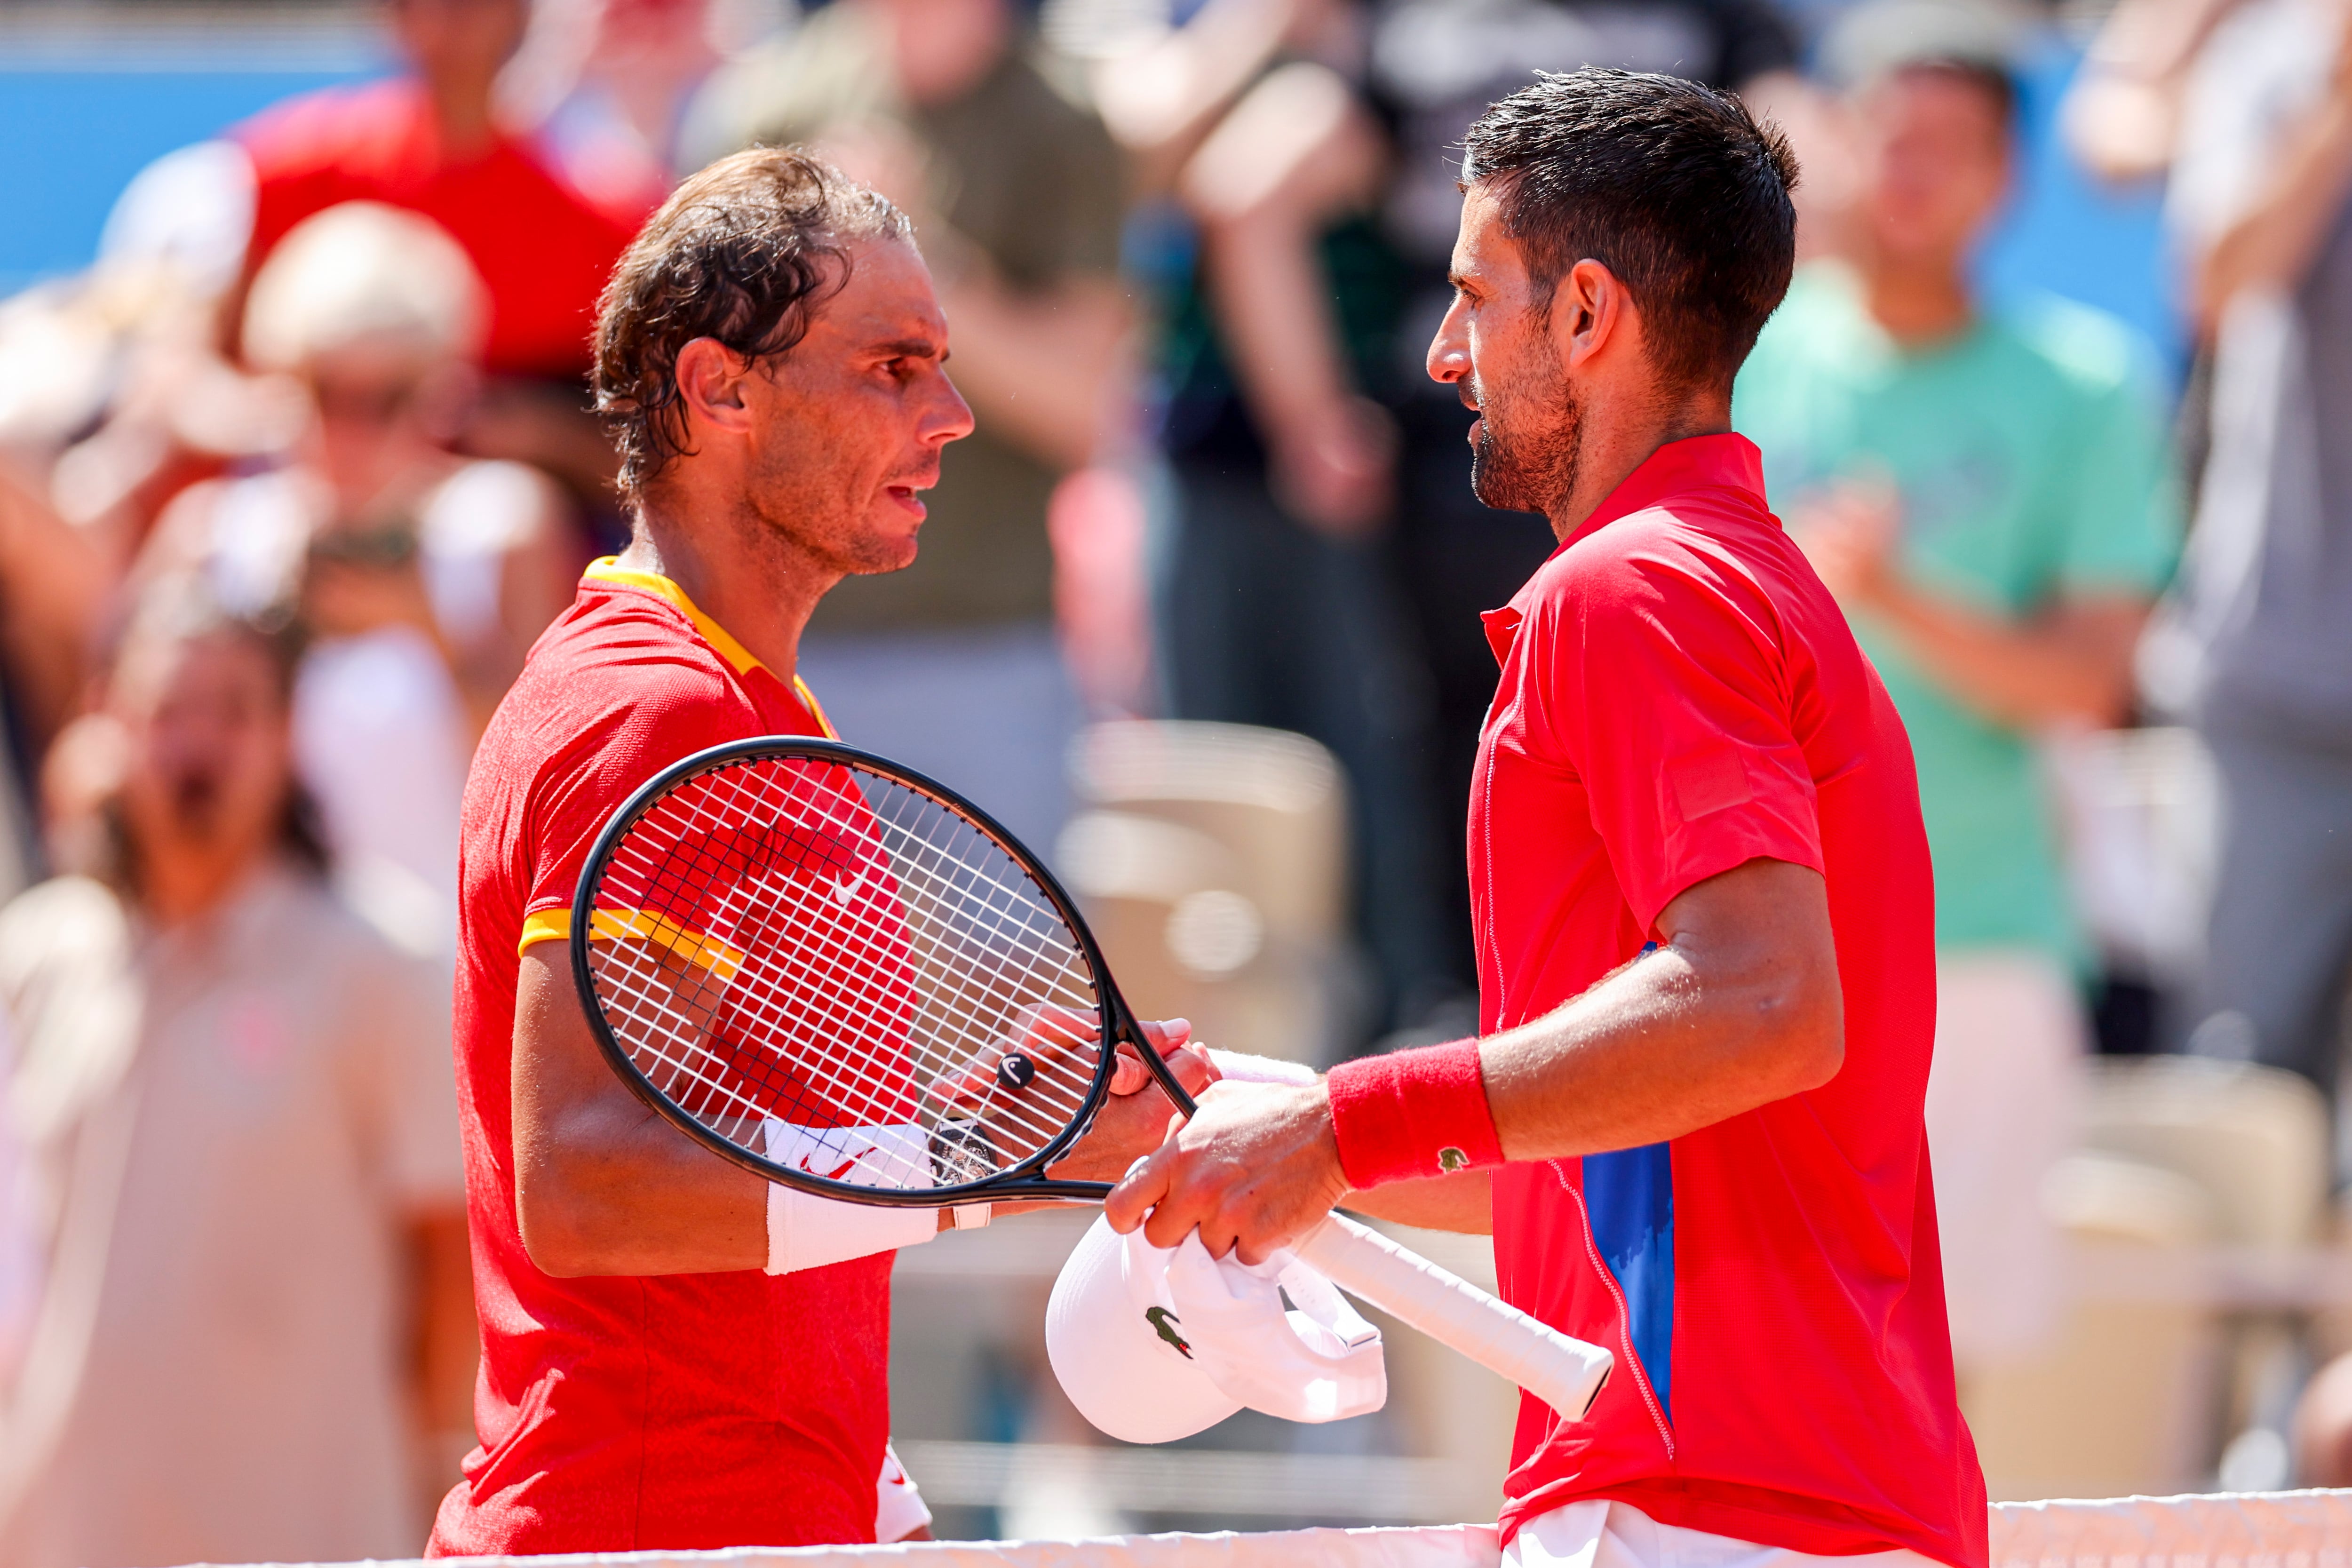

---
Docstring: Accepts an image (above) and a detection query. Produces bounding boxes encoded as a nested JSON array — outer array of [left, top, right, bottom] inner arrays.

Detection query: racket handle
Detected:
[[1293, 1212, 1613, 1420]]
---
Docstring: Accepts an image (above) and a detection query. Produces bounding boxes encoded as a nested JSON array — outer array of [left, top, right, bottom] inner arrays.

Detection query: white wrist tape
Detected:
[[1207, 1049, 1320, 1088], [763, 1121, 938, 1275]]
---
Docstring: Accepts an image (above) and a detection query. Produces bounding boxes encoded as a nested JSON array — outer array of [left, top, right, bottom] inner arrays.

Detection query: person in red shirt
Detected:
[[1107, 70, 1988, 1568], [433, 147, 1202, 1556], [229, 0, 658, 501]]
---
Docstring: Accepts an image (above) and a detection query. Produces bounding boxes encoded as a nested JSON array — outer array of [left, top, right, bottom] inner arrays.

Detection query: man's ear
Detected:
[[674, 337, 760, 439], [1549, 258, 1637, 371]]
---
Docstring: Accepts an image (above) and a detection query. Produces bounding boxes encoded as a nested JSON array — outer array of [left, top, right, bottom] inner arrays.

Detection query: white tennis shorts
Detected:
[[1507, 1500, 1941, 1568]]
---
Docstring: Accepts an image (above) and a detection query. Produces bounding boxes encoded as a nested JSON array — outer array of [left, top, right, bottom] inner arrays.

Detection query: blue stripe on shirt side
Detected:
[[1582, 1138, 1675, 1425]]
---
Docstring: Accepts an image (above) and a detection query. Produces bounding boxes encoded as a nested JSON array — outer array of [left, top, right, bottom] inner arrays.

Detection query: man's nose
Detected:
[[1427, 300, 1470, 385], [929, 374, 977, 443]]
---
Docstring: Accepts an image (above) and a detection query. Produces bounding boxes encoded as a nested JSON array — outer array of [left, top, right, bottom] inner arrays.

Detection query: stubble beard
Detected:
[[742, 441, 913, 580], [1469, 369, 1582, 523]]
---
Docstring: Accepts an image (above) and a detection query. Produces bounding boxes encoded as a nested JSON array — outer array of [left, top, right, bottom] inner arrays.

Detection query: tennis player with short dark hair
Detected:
[[1108, 70, 1990, 1568], [430, 147, 1202, 1557]]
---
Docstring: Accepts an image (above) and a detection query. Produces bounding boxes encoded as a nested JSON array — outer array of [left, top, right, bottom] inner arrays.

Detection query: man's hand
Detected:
[[1045, 1020, 1214, 1183], [1788, 478, 1902, 609], [1102, 1079, 1349, 1265]]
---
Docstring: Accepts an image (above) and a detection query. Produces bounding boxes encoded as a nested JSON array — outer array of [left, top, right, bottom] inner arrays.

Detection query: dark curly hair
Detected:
[[592, 147, 912, 506], [1462, 70, 1800, 391]]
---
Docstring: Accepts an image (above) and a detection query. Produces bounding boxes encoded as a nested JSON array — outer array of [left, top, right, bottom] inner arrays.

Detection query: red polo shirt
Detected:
[[235, 80, 654, 381], [431, 561, 891, 1556], [1470, 436, 1985, 1565]]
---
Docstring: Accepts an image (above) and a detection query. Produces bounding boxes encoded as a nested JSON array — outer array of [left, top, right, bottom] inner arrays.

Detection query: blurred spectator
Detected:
[[2062, 0, 2248, 187], [225, 0, 658, 509], [2140, 0, 2352, 1098], [1732, 12, 2179, 1374], [145, 202, 575, 911], [0, 469, 112, 906], [1128, 2, 1459, 1034], [504, 0, 788, 187], [680, 0, 1132, 853], [0, 580, 469, 1568]]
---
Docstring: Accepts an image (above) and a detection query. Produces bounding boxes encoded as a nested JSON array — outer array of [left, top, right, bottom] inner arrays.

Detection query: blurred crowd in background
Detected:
[[0, 0, 2350, 1557]]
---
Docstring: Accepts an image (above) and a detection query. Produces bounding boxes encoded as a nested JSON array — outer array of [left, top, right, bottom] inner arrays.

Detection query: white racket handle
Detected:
[[1292, 1212, 1612, 1420]]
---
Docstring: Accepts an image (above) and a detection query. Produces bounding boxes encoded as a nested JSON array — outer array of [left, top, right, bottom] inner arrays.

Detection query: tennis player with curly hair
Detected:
[[429, 147, 1204, 1557]]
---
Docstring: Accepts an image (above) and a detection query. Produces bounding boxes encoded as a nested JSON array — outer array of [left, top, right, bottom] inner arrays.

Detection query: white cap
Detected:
[[1047, 1216, 1242, 1444], [1047, 1216, 1386, 1444]]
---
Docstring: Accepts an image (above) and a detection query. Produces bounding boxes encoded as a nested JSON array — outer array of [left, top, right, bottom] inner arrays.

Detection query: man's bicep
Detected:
[[513, 948, 620, 1156]]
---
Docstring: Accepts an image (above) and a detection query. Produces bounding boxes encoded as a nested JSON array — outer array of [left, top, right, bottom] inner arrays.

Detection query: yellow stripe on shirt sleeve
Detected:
[[519, 904, 747, 983], [518, 908, 572, 955]]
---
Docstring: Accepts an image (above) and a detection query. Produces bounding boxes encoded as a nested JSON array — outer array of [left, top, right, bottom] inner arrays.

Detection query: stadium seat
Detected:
[[1963, 1151, 2223, 1500], [1060, 722, 1352, 1064]]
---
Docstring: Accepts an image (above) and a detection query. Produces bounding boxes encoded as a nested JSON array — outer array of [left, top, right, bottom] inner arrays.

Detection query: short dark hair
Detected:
[[1461, 70, 1800, 390], [593, 147, 912, 504]]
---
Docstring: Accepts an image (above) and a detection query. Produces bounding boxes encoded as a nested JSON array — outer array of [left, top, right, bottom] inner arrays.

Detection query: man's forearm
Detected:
[[1341, 1170, 1494, 1234], [2194, 86, 2352, 329], [1480, 930, 1838, 1161], [1340, 860, 1843, 1180], [1856, 585, 2145, 730]]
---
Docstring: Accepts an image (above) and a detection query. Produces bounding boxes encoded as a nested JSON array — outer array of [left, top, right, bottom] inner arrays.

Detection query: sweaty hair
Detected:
[[593, 146, 912, 505], [1461, 69, 1801, 391]]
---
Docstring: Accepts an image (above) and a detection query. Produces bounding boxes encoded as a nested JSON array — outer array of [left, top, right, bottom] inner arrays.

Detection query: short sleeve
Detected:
[[2050, 373, 2183, 596], [521, 660, 759, 932], [1542, 538, 1825, 931]]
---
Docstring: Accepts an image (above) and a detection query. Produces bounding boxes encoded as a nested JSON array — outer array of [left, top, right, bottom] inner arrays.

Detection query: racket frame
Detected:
[[569, 735, 1199, 1207]]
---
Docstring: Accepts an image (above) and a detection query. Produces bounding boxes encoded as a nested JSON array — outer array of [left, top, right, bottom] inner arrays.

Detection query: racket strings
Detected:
[[585, 754, 1108, 1190], [608, 768, 1093, 1155]]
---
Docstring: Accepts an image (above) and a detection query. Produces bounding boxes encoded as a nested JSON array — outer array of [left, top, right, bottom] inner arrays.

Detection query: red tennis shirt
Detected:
[[430, 560, 891, 1556], [235, 80, 654, 380], [1471, 436, 1986, 1565]]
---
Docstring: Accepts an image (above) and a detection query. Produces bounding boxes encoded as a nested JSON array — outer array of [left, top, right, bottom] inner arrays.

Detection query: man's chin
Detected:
[[841, 532, 922, 577]]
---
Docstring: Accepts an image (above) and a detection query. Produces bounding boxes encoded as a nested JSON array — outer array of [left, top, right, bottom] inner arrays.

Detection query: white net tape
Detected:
[[204, 1489, 2352, 1568]]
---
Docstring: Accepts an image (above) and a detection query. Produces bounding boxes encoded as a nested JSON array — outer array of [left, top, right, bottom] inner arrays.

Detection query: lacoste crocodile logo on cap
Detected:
[[1144, 1305, 1193, 1358], [1438, 1146, 1470, 1173]]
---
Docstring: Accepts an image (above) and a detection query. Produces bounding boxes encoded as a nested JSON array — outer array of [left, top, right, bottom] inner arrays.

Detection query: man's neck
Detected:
[[622, 493, 838, 686], [1544, 386, 1733, 541], [426, 75, 501, 159], [1861, 251, 1973, 348]]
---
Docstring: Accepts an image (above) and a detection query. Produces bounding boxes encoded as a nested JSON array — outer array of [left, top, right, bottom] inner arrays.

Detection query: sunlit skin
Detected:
[[1106, 179, 1845, 1264], [513, 236, 1208, 1279]]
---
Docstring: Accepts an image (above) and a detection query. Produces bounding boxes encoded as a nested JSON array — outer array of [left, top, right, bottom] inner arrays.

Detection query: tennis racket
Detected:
[[568, 735, 1611, 1420]]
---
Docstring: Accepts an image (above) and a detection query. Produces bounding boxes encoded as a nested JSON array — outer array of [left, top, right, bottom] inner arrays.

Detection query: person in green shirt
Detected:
[[1731, 8, 2177, 1383]]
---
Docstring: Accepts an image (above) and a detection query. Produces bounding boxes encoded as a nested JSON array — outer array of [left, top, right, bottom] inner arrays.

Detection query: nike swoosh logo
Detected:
[[800, 1146, 871, 1181], [830, 871, 867, 907]]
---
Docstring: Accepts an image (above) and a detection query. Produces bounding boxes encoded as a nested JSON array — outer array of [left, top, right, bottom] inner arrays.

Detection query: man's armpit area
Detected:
[[1667, 741, 1755, 822]]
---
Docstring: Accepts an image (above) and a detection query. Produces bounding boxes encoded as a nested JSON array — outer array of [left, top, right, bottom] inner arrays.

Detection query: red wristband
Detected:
[[1325, 1038, 1503, 1189]]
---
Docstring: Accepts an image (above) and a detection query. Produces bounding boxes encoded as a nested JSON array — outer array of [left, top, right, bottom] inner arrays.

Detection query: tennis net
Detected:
[[262, 1488, 2352, 1568]]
